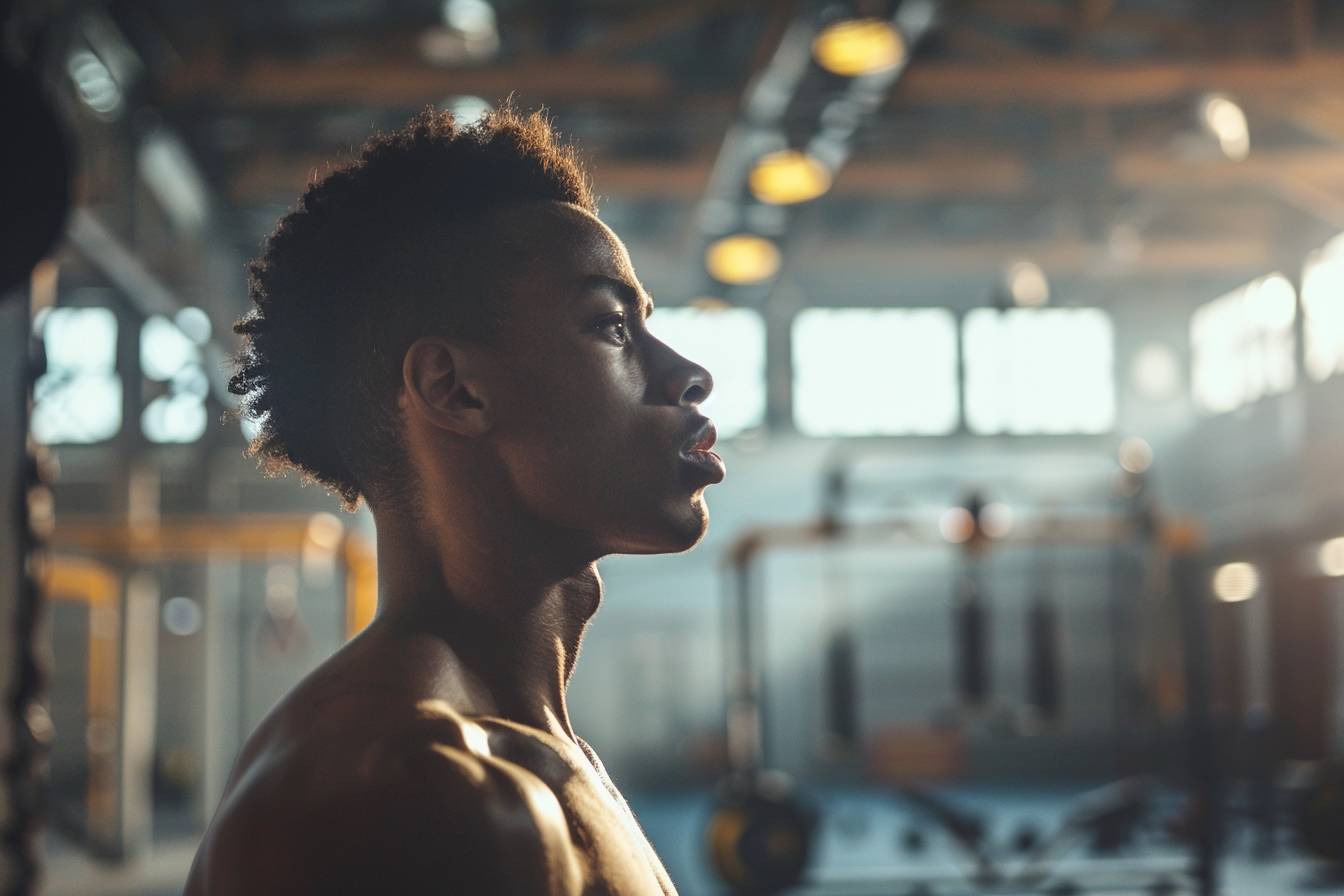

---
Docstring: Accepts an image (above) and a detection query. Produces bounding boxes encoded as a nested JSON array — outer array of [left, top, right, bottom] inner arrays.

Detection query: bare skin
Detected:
[[184, 201, 722, 894]]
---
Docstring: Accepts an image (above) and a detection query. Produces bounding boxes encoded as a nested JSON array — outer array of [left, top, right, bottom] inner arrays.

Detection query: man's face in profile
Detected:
[[458, 200, 722, 556]]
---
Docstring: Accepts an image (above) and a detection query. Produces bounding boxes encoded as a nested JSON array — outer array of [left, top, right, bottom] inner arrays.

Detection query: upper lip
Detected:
[[680, 417, 717, 454]]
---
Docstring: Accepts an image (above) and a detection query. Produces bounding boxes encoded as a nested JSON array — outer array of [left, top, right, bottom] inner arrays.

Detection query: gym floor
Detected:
[[634, 786, 1344, 896], [41, 784, 1344, 896]]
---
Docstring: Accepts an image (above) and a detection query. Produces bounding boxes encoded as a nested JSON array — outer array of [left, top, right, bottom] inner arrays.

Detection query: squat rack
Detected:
[[718, 463, 1221, 896]]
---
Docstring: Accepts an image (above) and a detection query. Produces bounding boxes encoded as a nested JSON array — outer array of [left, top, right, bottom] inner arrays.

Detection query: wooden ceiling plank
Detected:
[[894, 55, 1344, 106], [163, 50, 1344, 109], [163, 57, 671, 104], [226, 142, 1344, 207]]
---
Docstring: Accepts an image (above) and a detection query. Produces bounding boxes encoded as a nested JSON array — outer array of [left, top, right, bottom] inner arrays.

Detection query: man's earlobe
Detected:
[[402, 338, 490, 437]]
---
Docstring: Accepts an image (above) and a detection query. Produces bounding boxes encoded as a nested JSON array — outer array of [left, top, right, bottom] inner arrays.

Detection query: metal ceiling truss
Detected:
[[689, 0, 942, 305]]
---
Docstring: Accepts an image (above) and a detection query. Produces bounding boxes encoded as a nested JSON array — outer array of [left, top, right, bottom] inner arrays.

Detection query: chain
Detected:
[[2, 304, 54, 895]]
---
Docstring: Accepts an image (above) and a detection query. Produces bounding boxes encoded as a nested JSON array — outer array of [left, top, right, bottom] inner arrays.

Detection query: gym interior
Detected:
[[3, 1, 1344, 894]]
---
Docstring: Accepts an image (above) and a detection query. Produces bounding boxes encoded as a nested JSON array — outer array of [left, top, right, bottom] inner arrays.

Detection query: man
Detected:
[[184, 105, 724, 894]]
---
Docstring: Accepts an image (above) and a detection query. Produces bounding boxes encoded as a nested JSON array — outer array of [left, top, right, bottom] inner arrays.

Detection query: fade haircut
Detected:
[[225, 103, 596, 512]]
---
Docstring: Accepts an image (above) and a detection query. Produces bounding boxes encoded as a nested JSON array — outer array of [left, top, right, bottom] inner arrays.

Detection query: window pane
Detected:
[[647, 307, 766, 438], [792, 308, 959, 436], [32, 372, 122, 444], [32, 307, 122, 444], [141, 314, 202, 382], [963, 308, 1115, 434], [142, 393, 208, 443], [1191, 272, 1297, 414], [41, 306, 117, 372], [1304, 234, 1344, 383]]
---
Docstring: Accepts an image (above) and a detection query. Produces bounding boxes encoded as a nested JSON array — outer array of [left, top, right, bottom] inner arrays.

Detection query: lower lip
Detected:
[[679, 449, 726, 483]]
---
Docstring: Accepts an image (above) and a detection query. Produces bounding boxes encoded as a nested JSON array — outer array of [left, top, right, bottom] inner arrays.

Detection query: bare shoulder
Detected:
[[187, 700, 585, 896]]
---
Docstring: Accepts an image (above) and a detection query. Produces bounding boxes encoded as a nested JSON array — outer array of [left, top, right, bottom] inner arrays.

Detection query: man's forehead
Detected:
[[484, 200, 630, 272]]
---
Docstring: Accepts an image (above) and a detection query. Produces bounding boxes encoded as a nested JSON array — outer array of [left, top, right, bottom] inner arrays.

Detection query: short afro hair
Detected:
[[225, 103, 596, 513]]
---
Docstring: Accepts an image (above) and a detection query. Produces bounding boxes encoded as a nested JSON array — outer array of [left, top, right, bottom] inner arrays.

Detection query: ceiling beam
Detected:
[[971, 0, 1070, 30], [1112, 147, 1344, 190], [1283, 91, 1344, 145], [225, 149, 1031, 204], [225, 143, 1344, 207], [569, 0, 745, 61], [162, 54, 671, 105], [789, 234, 1277, 278], [892, 54, 1344, 106], [1291, 0, 1316, 57], [162, 50, 1344, 110], [1268, 174, 1344, 230]]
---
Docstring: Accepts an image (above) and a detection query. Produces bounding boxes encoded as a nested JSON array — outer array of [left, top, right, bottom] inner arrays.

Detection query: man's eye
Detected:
[[598, 314, 630, 344]]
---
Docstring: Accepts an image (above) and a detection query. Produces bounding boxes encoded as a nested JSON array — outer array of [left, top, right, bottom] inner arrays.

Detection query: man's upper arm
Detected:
[[199, 736, 584, 895]]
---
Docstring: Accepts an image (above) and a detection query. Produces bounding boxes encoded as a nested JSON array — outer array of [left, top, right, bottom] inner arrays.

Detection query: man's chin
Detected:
[[668, 493, 711, 551], [610, 499, 710, 555]]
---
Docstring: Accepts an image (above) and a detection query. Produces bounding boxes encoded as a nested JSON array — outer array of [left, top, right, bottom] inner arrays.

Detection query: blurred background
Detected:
[[3, 0, 1344, 893]]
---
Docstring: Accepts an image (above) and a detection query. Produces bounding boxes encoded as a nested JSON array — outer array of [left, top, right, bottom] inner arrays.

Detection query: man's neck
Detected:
[[368, 503, 603, 742]]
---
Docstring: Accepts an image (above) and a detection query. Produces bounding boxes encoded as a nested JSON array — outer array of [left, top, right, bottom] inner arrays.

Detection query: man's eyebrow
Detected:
[[580, 274, 654, 317]]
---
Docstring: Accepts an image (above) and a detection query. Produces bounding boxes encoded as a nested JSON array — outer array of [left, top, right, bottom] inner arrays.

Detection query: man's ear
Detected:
[[400, 337, 490, 437]]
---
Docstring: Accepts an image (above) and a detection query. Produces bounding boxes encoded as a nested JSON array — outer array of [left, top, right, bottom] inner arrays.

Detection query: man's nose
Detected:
[[664, 356, 713, 407]]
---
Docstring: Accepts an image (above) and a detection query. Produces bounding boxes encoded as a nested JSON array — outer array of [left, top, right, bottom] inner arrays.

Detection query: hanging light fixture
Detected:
[[705, 235, 782, 285], [748, 150, 832, 205], [812, 18, 905, 78]]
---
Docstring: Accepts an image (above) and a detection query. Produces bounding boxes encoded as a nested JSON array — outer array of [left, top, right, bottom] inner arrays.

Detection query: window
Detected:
[[140, 309, 211, 443], [963, 308, 1115, 434], [31, 306, 122, 444], [647, 306, 766, 438], [1303, 234, 1344, 383], [792, 308, 959, 436], [1190, 273, 1296, 414]]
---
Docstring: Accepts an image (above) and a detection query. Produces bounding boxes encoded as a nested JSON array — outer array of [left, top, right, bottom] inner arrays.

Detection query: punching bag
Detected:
[[955, 575, 989, 707], [824, 629, 859, 747], [0, 57, 73, 294], [1026, 591, 1061, 722]]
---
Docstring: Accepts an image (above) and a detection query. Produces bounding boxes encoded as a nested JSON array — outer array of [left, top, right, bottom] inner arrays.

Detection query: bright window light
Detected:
[[1130, 342, 1181, 400], [439, 95, 492, 124], [140, 314, 210, 444], [1191, 272, 1296, 414], [140, 314, 201, 382], [792, 308, 959, 436], [32, 372, 122, 444], [963, 308, 1115, 434], [1303, 234, 1344, 383], [41, 306, 116, 372], [647, 307, 766, 438], [31, 307, 122, 444], [174, 306, 212, 345], [142, 393, 208, 444], [240, 412, 264, 443]]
